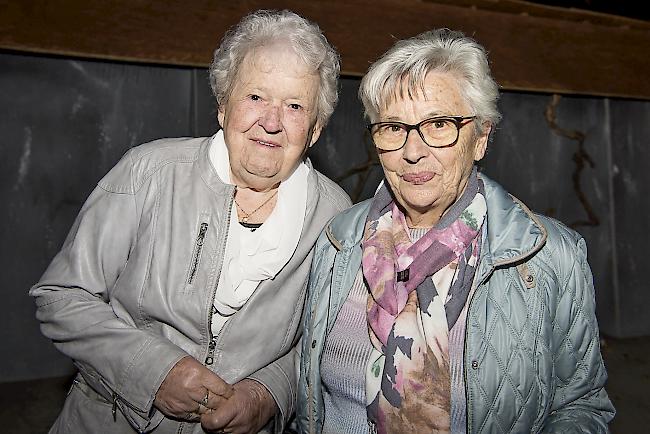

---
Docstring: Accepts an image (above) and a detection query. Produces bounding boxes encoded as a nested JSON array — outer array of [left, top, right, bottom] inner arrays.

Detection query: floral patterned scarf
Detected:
[[363, 170, 486, 434]]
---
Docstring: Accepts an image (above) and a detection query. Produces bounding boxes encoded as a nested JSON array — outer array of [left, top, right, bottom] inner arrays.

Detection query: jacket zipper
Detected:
[[463, 277, 484, 434], [308, 328, 315, 434], [205, 189, 234, 366], [177, 188, 235, 434], [205, 332, 217, 365], [464, 243, 496, 434], [463, 246, 536, 433], [187, 222, 208, 285], [307, 262, 322, 434]]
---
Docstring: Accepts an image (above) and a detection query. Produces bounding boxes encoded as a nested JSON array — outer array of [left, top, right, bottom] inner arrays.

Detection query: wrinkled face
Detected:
[[218, 43, 322, 191], [377, 71, 489, 227]]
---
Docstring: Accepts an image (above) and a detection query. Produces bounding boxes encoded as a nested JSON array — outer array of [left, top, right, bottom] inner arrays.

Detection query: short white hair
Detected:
[[209, 9, 340, 127], [359, 29, 501, 132]]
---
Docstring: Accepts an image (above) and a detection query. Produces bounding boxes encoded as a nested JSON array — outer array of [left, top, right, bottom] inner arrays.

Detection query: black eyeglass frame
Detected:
[[367, 115, 476, 151]]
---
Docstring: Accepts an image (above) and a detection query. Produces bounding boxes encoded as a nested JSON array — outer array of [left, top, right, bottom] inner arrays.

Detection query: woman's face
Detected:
[[218, 43, 322, 191], [377, 71, 490, 227]]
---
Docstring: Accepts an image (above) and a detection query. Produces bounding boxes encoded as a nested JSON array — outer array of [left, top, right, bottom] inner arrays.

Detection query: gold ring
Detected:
[[200, 389, 210, 407]]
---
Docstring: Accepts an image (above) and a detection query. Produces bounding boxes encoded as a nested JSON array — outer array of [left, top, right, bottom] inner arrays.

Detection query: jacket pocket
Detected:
[[186, 219, 210, 286]]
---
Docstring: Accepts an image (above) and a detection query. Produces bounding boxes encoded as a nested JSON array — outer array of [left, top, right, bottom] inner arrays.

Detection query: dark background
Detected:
[[2, 51, 648, 383], [0, 2, 648, 432]]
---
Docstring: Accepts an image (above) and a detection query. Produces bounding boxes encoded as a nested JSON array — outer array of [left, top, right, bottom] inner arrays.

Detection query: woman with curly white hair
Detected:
[[31, 9, 349, 434]]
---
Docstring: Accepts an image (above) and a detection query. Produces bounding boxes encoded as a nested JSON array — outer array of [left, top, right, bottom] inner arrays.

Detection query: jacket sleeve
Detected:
[[29, 151, 187, 432], [540, 237, 615, 433], [247, 346, 298, 434]]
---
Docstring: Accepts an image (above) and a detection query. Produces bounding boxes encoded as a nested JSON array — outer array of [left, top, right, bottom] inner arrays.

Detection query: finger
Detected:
[[200, 388, 210, 407], [200, 399, 238, 431], [185, 410, 201, 423], [195, 402, 216, 416], [195, 391, 227, 415], [205, 391, 229, 410], [204, 373, 235, 399]]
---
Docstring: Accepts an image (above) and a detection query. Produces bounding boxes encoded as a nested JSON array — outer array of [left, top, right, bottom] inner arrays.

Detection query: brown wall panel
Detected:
[[1, 0, 649, 98]]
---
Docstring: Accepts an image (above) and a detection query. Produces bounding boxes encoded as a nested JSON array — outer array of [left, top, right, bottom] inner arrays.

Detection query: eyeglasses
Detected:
[[367, 115, 476, 151]]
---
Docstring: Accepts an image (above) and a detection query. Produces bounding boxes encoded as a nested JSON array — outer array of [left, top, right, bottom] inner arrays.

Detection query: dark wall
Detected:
[[1, 53, 219, 381], [2, 52, 648, 382]]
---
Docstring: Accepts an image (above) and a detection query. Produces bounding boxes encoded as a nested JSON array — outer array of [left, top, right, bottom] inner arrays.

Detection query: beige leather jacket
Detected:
[[31, 136, 351, 433]]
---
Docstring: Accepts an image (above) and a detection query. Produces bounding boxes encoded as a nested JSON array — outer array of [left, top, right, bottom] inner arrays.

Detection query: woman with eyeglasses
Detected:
[[296, 29, 614, 433]]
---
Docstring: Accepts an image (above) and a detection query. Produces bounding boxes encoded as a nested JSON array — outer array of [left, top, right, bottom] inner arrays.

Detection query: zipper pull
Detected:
[[112, 392, 118, 421], [205, 338, 217, 365]]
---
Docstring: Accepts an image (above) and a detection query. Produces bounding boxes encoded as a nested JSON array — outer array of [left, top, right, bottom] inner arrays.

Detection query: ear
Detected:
[[308, 122, 323, 147], [473, 122, 491, 161]]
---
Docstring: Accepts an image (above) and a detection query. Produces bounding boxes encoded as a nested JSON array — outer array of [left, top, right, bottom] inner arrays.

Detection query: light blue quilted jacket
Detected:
[[297, 174, 615, 434]]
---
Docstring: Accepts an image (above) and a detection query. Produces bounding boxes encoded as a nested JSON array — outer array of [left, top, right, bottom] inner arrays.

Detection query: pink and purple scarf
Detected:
[[363, 171, 486, 434]]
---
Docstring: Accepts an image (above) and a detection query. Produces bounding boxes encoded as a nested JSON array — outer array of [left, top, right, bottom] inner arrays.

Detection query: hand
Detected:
[[154, 356, 234, 421], [200, 379, 278, 434]]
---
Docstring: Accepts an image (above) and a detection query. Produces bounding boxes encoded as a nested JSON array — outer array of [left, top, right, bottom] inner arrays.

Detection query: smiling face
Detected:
[[218, 43, 322, 191], [378, 71, 490, 227]]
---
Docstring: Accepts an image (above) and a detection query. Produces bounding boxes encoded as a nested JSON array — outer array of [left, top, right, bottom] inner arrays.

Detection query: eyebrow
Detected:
[[381, 111, 449, 122]]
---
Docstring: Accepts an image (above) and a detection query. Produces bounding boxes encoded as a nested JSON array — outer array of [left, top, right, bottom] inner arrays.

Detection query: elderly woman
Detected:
[[30, 9, 350, 434], [297, 29, 614, 434]]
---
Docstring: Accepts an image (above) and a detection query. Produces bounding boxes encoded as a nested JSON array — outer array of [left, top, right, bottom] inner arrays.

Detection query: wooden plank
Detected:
[[423, 0, 650, 30], [1, 0, 649, 99]]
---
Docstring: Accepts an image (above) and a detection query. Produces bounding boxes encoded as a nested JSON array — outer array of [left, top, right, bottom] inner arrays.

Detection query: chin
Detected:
[[244, 160, 282, 178], [404, 191, 443, 209], [232, 167, 277, 189]]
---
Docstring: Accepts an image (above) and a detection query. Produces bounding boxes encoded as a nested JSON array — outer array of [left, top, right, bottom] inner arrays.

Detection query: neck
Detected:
[[404, 208, 441, 228], [234, 187, 279, 224]]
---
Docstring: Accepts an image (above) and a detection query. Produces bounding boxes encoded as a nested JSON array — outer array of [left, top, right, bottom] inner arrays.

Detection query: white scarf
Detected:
[[209, 131, 308, 334]]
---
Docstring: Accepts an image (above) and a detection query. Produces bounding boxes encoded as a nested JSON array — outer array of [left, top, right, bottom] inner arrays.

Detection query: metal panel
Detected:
[[610, 98, 650, 337], [2, 52, 648, 384], [308, 79, 384, 203], [482, 92, 617, 335], [0, 52, 196, 381]]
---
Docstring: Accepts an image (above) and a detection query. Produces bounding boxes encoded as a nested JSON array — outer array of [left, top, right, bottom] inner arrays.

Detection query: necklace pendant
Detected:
[[242, 216, 249, 223]]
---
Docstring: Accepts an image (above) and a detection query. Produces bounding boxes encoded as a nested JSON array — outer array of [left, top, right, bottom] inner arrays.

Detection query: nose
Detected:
[[259, 104, 282, 133], [401, 128, 429, 163]]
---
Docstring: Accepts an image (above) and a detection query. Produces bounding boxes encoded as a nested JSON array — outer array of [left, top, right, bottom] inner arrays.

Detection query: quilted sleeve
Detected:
[[540, 237, 615, 433]]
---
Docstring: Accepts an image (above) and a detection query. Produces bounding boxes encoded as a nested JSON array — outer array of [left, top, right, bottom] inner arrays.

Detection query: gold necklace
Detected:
[[234, 190, 278, 223]]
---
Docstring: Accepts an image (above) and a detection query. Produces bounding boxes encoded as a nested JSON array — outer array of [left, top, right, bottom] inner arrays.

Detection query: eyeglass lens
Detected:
[[371, 118, 459, 150]]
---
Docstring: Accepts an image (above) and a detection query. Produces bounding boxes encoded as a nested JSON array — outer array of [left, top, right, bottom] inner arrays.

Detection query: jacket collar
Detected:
[[325, 172, 547, 266], [480, 174, 547, 267], [325, 197, 371, 251], [197, 135, 232, 196]]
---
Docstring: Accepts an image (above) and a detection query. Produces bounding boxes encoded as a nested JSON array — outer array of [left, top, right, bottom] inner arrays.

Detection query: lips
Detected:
[[252, 138, 280, 148], [401, 171, 435, 184]]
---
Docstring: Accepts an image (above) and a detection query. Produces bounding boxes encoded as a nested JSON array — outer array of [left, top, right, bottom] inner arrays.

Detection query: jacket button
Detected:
[[471, 360, 479, 369], [526, 275, 534, 283], [311, 340, 317, 348]]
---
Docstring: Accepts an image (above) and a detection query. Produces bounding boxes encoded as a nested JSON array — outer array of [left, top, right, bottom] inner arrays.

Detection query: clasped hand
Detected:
[[154, 356, 277, 434]]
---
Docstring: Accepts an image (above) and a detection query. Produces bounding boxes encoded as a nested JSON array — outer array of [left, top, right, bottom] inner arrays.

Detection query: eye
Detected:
[[379, 124, 403, 135], [288, 103, 302, 110], [249, 94, 261, 101], [432, 120, 447, 129]]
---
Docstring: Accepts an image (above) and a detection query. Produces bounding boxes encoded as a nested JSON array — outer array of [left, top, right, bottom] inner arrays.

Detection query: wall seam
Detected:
[[604, 98, 621, 336], [190, 69, 199, 136]]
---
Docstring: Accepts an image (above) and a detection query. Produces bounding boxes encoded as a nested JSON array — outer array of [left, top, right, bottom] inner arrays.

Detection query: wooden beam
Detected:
[[1, 0, 649, 99]]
